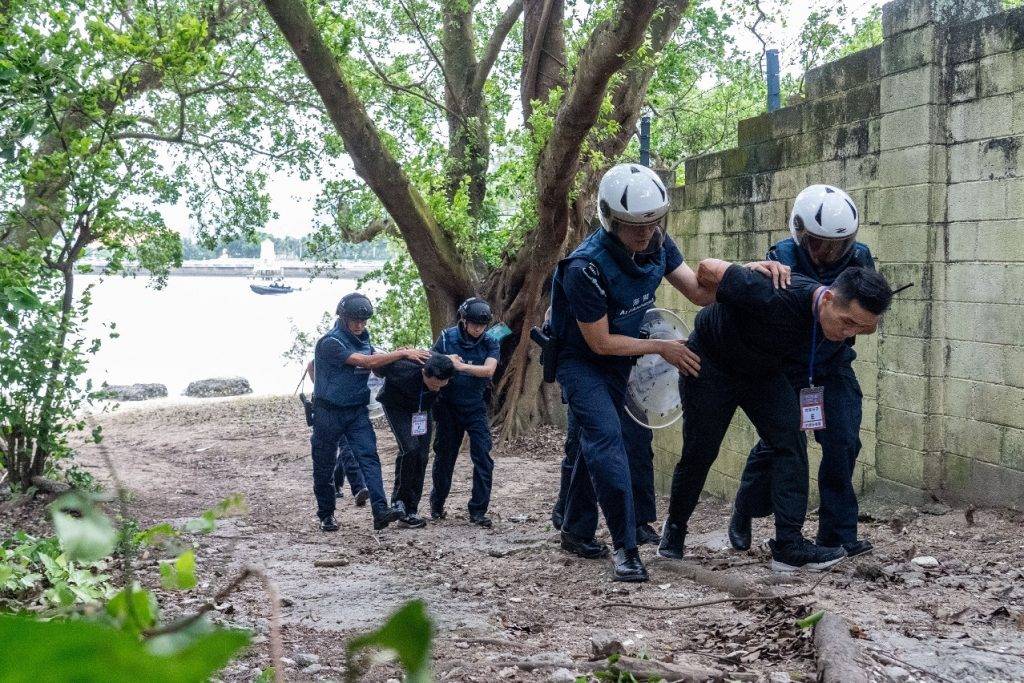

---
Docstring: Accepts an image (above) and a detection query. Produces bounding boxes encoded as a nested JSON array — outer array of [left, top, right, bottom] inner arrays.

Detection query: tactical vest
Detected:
[[768, 238, 874, 285], [550, 229, 667, 365], [313, 321, 373, 408], [436, 325, 493, 407]]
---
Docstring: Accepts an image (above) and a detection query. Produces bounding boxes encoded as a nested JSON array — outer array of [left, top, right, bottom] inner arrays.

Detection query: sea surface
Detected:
[[77, 273, 382, 399]]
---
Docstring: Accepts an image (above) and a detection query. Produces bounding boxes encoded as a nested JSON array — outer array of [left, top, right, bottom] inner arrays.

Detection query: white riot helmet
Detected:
[[789, 184, 859, 266], [597, 164, 670, 235]]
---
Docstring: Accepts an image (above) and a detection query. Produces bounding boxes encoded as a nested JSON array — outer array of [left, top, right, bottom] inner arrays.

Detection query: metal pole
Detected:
[[766, 49, 781, 112], [639, 115, 651, 167]]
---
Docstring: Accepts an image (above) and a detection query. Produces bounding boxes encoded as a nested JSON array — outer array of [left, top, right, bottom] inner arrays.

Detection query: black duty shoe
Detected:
[[560, 531, 610, 559], [398, 514, 427, 529], [842, 539, 874, 557], [373, 502, 406, 530], [636, 523, 661, 546], [354, 488, 370, 507], [470, 513, 493, 529], [728, 506, 752, 551], [320, 515, 339, 532], [430, 506, 447, 520], [657, 520, 685, 559], [769, 539, 847, 572], [613, 547, 649, 583], [335, 485, 344, 498]]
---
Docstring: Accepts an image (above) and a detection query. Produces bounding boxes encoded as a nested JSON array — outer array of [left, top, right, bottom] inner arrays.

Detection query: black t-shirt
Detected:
[[375, 360, 440, 412], [691, 265, 846, 378]]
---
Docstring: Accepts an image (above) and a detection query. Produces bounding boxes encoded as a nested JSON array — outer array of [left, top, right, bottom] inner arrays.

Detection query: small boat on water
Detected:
[[249, 239, 299, 295], [249, 281, 294, 295]]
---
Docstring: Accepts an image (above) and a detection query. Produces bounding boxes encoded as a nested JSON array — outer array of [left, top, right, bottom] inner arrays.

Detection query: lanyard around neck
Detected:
[[809, 288, 828, 386]]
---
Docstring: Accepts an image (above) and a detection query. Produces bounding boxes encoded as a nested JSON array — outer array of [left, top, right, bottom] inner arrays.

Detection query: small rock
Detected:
[[911, 556, 940, 569], [920, 502, 951, 516], [883, 665, 910, 682], [280, 596, 295, 607], [294, 653, 319, 668], [769, 673, 792, 683], [591, 630, 632, 658], [547, 668, 578, 683], [279, 657, 296, 668], [302, 664, 323, 675], [183, 377, 252, 398], [498, 667, 518, 679], [251, 635, 267, 645], [102, 382, 168, 401]]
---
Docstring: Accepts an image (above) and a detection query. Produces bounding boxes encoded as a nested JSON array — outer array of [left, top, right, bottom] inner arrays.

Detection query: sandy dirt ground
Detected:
[[7, 395, 1024, 682]]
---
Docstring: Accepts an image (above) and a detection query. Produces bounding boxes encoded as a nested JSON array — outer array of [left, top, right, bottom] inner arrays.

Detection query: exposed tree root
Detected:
[[813, 613, 870, 683]]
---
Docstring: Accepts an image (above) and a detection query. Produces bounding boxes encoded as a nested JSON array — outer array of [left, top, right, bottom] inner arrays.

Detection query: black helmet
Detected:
[[337, 292, 373, 320], [458, 297, 492, 325]]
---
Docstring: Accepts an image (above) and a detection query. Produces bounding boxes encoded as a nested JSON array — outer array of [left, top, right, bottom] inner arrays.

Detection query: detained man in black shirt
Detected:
[[659, 262, 893, 572], [377, 353, 455, 529]]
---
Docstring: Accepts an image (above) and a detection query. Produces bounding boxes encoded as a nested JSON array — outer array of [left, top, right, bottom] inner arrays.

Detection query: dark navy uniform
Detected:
[[429, 326, 500, 516], [733, 238, 875, 545], [311, 321, 389, 521], [551, 229, 683, 551]]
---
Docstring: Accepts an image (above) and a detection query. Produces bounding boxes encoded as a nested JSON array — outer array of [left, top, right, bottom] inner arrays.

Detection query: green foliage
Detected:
[[797, 610, 825, 629], [159, 550, 197, 591], [0, 614, 249, 683], [358, 246, 433, 350], [50, 491, 118, 563], [0, 531, 117, 611], [183, 493, 249, 535], [346, 599, 434, 683]]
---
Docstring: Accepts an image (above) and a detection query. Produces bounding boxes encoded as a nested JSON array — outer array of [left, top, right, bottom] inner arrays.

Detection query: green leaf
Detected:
[[134, 523, 179, 547], [347, 600, 433, 682], [797, 610, 825, 629], [49, 492, 116, 562], [107, 586, 159, 633], [0, 613, 248, 682], [159, 550, 197, 591], [183, 512, 216, 534]]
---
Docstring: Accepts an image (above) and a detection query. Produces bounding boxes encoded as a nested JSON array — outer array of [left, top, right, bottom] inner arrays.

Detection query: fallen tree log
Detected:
[[647, 559, 767, 598], [813, 612, 869, 683], [30, 476, 70, 495], [578, 654, 722, 682]]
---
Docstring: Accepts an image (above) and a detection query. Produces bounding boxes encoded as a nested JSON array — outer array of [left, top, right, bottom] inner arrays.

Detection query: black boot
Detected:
[[560, 531, 610, 559], [354, 488, 370, 507], [769, 539, 847, 572], [657, 520, 685, 559], [636, 523, 661, 546], [728, 505, 752, 551], [373, 501, 406, 530], [551, 508, 564, 531], [319, 515, 339, 532], [470, 513, 493, 528], [430, 506, 447, 520], [613, 547, 648, 583]]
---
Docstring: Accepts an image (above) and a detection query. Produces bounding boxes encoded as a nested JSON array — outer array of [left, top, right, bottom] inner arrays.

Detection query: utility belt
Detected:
[[530, 322, 560, 384]]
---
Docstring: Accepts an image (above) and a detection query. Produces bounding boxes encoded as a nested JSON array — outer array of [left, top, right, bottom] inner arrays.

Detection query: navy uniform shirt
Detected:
[[692, 264, 846, 378], [433, 326, 500, 407], [558, 233, 685, 380]]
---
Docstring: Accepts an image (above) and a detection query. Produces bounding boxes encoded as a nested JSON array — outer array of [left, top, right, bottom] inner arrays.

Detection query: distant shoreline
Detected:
[[80, 259, 385, 279]]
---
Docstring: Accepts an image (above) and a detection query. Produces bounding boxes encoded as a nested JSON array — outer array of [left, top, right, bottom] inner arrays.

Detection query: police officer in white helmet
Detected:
[[729, 184, 877, 558], [546, 163, 790, 582]]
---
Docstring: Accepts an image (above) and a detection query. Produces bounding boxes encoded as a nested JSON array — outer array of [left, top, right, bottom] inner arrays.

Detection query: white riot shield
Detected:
[[624, 308, 690, 429], [367, 373, 385, 420]]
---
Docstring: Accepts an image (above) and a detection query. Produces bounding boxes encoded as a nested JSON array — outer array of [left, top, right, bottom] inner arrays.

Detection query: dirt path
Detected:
[[64, 396, 1024, 682]]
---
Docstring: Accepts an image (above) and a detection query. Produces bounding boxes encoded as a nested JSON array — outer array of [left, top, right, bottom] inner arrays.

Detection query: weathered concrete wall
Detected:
[[654, 0, 1024, 507]]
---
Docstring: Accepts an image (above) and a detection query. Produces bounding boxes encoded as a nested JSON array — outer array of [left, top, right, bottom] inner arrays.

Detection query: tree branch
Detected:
[[472, 0, 524, 95], [394, 0, 459, 104], [356, 36, 463, 121]]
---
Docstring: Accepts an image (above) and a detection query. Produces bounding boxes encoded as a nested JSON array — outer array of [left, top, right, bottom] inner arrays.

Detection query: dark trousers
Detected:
[[735, 364, 863, 545], [553, 408, 657, 526], [311, 400, 388, 520], [430, 400, 493, 515], [666, 354, 809, 546], [382, 404, 432, 516], [558, 359, 637, 551], [333, 438, 366, 495]]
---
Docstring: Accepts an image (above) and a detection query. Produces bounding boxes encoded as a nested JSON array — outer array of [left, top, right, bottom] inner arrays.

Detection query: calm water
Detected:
[[77, 274, 380, 397]]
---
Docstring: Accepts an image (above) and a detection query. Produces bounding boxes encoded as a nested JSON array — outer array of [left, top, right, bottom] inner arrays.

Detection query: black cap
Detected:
[[458, 297, 492, 324], [337, 292, 373, 320]]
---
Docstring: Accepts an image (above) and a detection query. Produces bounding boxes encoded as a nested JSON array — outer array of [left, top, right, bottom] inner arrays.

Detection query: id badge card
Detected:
[[799, 386, 826, 431], [411, 411, 428, 436]]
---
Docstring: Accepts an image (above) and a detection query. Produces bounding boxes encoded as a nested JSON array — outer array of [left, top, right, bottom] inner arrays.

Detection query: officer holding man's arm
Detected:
[[429, 298, 500, 528], [311, 292, 430, 532], [549, 163, 790, 582], [729, 185, 877, 557]]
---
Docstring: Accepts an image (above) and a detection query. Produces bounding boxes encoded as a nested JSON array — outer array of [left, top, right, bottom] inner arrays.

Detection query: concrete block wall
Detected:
[[654, 0, 1024, 507]]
